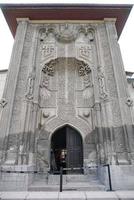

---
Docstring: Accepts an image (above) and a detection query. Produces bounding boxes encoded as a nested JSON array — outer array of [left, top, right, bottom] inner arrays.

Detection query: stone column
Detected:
[[0, 18, 29, 163]]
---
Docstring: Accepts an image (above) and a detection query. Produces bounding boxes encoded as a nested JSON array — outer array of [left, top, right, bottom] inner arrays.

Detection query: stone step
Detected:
[[66, 174, 98, 183], [47, 174, 98, 185], [28, 181, 106, 192], [29, 174, 105, 192], [28, 185, 105, 192]]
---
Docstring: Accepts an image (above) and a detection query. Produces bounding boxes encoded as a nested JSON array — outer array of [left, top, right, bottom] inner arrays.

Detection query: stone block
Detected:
[[48, 175, 66, 185], [59, 191, 86, 200], [0, 165, 35, 191], [85, 191, 118, 200], [110, 165, 134, 190], [115, 191, 134, 200], [1, 192, 27, 199], [26, 192, 59, 200], [98, 165, 134, 190]]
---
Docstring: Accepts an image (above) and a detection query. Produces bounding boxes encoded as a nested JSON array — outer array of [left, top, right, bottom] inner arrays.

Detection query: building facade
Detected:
[[0, 4, 134, 191]]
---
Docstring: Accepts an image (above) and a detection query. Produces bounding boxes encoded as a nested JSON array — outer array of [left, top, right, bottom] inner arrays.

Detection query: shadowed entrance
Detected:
[[50, 125, 83, 174]]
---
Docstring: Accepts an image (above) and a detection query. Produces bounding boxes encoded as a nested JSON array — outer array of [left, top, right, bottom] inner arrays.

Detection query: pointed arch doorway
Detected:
[[50, 125, 83, 174]]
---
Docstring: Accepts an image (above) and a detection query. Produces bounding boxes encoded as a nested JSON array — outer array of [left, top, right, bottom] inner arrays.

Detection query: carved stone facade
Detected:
[[0, 19, 134, 190]]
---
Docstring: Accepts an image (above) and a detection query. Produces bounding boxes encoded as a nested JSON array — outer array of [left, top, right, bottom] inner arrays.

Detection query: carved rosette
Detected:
[[77, 60, 91, 76]]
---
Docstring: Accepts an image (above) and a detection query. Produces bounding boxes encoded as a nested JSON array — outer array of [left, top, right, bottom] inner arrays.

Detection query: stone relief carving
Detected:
[[40, 44, 56, 62], [0, 98, 7, 108], [39, 59, 57, 129], [42, 59, 55, 76], [97, 65, 108, 100], [39, 24, 95, 43], [94, 102, 101, 111], [40, 29, 57, 65], [76, 44, 93, 63], [55, 24, 78, 42], [77, 60, 91, 76], [126, 98, 133, 107], [40, 108, 56, 126], [40, 74, 51, 100], [75, 59, 94, 130], [25, 72, 35, 100], [76, 59, 93, 102], [77, 108, 92, 126], [40, 59, 56, 101], [83, 75, 93, 100]]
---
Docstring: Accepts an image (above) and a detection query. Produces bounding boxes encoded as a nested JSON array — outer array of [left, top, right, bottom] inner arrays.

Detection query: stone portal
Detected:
[[0, 5, 134, 190]]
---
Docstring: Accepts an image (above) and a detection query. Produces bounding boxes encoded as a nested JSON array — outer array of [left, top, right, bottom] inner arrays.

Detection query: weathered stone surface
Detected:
[[0, 20, 134, 191]]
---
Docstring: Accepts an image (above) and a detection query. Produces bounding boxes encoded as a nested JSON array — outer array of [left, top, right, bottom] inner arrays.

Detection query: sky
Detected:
[[0, 0, 134, 72]]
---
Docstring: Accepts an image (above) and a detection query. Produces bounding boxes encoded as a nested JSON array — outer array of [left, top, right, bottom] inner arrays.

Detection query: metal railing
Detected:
[[59, 166, 84, 192], [0, 164, 112, 192], [103, 164, 113, 191]]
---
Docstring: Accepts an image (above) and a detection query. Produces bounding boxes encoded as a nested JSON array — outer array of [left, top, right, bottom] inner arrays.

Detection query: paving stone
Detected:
[[1, 191, 134, 200], [59, 191, 86, 200], [1, 192, 28, 200], [115, 191, 134, 200], [85, 191, 118, 200], [26, 192, 59, 200]]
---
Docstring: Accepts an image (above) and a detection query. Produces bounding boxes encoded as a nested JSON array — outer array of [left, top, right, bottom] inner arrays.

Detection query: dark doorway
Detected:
[[50, 125, 83, 174]]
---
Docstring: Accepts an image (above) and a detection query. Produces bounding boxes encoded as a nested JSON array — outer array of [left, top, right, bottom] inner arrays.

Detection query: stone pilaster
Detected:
[[0, 19, 29, 163], [104, 18, 133, 164]]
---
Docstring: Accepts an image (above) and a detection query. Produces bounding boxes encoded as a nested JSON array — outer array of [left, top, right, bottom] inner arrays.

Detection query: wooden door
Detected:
[[66, 126, 83, 174]]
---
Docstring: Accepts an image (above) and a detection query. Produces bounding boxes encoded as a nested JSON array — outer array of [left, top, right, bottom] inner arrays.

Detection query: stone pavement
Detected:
[[0, 191, 134, 200]]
